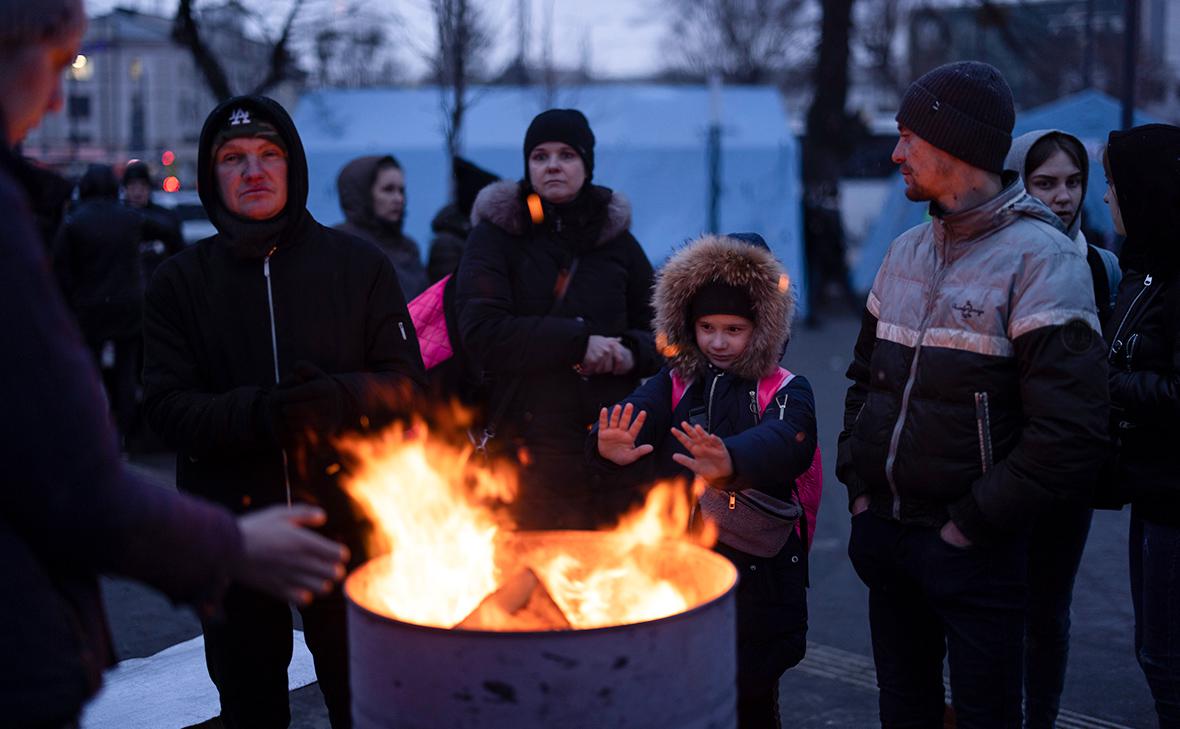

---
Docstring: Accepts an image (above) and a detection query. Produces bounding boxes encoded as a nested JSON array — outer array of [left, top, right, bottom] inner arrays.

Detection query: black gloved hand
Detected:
[[268, 361, 345, 446]]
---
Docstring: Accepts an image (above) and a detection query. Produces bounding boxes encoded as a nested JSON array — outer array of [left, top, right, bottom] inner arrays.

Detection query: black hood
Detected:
[[197, 95, 311, 259], [1107, 124, 1180, 274], [78, 164, 119, 200], [336, 154, 403, 238]]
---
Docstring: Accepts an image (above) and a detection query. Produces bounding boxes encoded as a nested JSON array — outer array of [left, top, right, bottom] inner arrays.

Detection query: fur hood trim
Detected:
[[653, 234, 795, 381], [470, 180, 632, 244]]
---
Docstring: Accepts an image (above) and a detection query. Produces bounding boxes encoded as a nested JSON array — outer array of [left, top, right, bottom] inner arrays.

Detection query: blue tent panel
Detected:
[[293, 84, 807, 315]]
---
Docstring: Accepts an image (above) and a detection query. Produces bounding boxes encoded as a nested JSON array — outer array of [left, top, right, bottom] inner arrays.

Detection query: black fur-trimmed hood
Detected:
[[469, 180, 631, 245], [653, 234, 795, 381]]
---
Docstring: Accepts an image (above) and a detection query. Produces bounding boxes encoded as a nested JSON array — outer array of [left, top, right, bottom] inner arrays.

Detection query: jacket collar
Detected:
[[930, 178, 1059, 253]]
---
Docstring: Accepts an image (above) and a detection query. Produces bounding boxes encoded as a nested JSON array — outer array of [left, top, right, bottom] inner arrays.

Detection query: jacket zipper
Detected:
[[264, 247, 293, 507], [974, 391, 993, 474], [885, 247, 951, 519], [1109, 273, 1154, 361], [706, 372, 723, 431]]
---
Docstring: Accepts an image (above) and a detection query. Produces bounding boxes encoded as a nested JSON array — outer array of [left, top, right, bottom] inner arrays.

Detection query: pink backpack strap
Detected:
[[756, 366, 822, 552], [670, 370, 692, 410], [795, 446, 823, 552], [756, 367, 794, 414]]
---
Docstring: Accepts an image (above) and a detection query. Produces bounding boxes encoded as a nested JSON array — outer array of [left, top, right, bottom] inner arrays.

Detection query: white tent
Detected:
[[292, 84, 807, 313]]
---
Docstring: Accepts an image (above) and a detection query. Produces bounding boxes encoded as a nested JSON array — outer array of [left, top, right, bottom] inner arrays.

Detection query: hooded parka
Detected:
[[837, 181, 1110, 543], [456, 180, 659, 527], [143, 96, 426, 534], [1005, 129, 1122, 325], [336, 155, 429, 299], [1102, 124, 1180, 526], [588, 234, 816, 698]]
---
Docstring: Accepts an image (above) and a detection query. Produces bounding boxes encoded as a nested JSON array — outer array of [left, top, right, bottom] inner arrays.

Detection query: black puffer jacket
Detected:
[[837, 181, 1110, 544], [143, 96, 426, 552], [336, 155, 429, 299], [52, 165, 145, 342], [1102, 124, 1180, 527]]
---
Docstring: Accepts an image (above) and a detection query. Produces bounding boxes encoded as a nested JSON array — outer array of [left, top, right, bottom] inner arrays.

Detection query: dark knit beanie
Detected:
[[523, 108, 595, 182], [896, 61, 1014, 174], [690, 280, 755, 323], [211, 105, 287, 155]]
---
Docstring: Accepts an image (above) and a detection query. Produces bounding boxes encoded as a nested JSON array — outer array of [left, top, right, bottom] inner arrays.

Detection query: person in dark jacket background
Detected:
[[1101, 123, 1180, 728], [426, 155, 499, 283], [336, 153, 429, 299], [53, 162, 148, 442], [0, 3, 348, 727], [1004, 128, 1121, 729], [838, 62, 1109, 728], [591, 233, 817, 728], [122, 159, 184, 282], [143, 95, 426, 729], [456, 108, 660, 530]]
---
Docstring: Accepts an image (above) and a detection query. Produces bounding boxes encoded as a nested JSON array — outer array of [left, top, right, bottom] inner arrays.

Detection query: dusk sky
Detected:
[[87, 0, 671, 79]]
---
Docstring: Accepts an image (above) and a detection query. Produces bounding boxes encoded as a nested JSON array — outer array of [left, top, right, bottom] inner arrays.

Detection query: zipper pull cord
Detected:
[[728, 492, 737, 510], [264, 248, 294, 508]]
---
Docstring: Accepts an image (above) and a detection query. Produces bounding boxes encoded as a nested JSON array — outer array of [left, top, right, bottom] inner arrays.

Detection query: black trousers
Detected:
[[848, 510, 1027, 729], [201, 583, 351, 729], [718, 532, 809, 729]]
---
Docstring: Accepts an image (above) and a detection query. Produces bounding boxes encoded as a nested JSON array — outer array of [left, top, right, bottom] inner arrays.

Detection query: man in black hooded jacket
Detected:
[[143, 95, 426, 729]]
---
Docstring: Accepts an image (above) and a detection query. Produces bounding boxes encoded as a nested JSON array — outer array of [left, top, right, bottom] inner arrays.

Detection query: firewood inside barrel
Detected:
[[456, 568, 572, 631]]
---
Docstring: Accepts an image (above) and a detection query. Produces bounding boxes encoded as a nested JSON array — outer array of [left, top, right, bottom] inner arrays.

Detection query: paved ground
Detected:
[[101, 310, 1157, 728]]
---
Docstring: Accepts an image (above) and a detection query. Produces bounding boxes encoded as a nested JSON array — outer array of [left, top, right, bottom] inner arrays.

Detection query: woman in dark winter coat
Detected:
[[1004, 129, 1121, 729], [590, 234, 818, 729], [1102, 124, 1180, 728], [337, 154, 429, 299], [456, 108, 660, 530]]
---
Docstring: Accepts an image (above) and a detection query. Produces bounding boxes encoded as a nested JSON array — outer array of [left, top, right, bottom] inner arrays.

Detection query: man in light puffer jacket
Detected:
[[837, 61, 1109, 729]]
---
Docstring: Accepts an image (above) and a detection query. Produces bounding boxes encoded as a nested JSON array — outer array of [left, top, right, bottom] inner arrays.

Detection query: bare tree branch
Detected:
[[251, 0, 306, 96], [662, 0, 811, 83], [172, 0, 232, 101], [430, 0, 491, 169]]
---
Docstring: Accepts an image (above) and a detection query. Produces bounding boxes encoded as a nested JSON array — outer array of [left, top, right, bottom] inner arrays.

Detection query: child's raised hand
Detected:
[[671, 422, 734, 483], [597, 403, 654, 465]]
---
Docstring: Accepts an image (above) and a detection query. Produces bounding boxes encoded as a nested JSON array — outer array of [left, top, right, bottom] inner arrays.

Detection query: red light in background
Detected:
[[162, 176, 181, 193], [161, 150, 176, 166]]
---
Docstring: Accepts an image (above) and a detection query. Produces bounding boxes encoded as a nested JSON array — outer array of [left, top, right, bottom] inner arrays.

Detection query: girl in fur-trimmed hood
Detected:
[[589, 233, 818, 729]]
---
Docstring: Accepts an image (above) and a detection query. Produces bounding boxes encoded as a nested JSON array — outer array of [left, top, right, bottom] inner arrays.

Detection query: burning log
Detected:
[[456, 567, 572, 631]]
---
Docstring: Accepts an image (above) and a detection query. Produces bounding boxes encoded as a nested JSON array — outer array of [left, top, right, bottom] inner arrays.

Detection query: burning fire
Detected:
[[340, 421, 715, 631]]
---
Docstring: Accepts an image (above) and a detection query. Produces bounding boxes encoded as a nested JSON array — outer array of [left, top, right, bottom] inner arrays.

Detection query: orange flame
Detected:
[[340, 420, 715, 630]]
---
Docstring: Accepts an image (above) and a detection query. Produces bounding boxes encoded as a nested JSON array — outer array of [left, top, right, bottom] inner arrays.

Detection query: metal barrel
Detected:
[[346, 531, 738, 729]]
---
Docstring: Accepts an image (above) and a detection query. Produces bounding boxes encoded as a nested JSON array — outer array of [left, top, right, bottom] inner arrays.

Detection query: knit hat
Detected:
[[896, 61, 1014, 174], [211, 105, 287, 156], [523, 109, 595, 181], [689, 280, 755, 323]]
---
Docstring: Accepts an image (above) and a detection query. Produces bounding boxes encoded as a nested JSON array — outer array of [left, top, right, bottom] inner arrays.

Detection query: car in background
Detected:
[[154, 190, 216, 245]]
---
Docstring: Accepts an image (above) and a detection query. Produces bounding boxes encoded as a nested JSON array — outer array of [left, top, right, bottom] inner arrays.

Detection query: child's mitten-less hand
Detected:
[[670, 422, 734, 484], [597, 403, 654, 465]]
